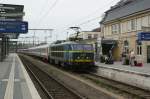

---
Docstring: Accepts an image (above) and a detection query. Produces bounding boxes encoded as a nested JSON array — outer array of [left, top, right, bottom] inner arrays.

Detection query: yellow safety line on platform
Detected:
[[4, 54, 15, 99]]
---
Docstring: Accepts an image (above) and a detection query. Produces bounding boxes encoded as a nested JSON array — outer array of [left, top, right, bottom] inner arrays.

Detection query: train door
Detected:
[[147, 46, 150, 63]]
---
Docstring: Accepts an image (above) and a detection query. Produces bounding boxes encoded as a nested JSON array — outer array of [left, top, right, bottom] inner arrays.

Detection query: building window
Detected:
[[142, 16, 149, 27], [127, 21, 131, 32], [121, 22, 128, 33], [88, 34, 92, 39], [131, 19, 136, 30], [137, 18, 142, 30], [94, 34, 98, 39], [111, 24, 119, 34]]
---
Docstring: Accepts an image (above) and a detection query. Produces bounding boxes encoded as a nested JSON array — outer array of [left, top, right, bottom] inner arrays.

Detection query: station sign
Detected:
[[0, 21, 28, 33], [0, 4, 24, 20], [138, 32, 150, 41], [0, 4, 24, 13], [0, 16, 23, 21]]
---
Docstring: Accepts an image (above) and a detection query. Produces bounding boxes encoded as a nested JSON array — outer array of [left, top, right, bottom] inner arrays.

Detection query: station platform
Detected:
[[0, 53, 41, 99], [95, 62, 150, 76], [95, 62, 150, 91]]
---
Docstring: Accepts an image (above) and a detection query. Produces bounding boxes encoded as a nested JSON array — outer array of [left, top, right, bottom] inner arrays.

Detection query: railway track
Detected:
[[80, 71, 150, 99], [19, 55, 84, 99], [20, 54, 150, 99]]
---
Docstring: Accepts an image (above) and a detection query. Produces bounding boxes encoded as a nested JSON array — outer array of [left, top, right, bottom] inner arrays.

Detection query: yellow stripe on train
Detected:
[[68, 60, 94, 62], [51, 50, 94, 53]]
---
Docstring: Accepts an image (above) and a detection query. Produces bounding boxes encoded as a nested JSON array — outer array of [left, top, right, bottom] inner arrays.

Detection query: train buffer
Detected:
[[0, 53, 41, 99]]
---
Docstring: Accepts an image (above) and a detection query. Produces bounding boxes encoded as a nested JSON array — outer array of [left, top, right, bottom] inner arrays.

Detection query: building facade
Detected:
[[100, 0, 150, 63]]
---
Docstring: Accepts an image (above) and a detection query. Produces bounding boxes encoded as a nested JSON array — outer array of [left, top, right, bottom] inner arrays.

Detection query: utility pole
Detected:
[[33, 30, 36, 46], [29, 29, 53, 44]]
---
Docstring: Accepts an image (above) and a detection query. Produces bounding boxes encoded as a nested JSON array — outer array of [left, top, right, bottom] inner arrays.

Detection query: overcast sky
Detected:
[[1, 0, 120, 43]]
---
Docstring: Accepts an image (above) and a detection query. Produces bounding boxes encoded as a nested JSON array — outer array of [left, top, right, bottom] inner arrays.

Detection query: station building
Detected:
[[100, 0, 150, 63]]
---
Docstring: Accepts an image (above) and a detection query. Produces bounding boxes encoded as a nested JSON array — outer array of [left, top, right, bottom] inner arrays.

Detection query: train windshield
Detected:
[[83, 45, 93, 50], [72, 44, 93, 50]]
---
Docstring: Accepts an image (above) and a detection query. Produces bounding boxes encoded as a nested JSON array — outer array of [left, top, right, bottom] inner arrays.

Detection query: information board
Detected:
[[0, 4, 24, 13], [0, 21, 28, 33], [138, 32, 150, 41]]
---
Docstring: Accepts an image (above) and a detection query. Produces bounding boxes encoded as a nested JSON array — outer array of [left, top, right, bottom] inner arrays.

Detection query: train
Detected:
[[20, 41, 95, 70]]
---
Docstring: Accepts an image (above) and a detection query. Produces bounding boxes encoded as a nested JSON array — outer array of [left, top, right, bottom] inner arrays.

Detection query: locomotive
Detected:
[[21, 41, 95, 70]]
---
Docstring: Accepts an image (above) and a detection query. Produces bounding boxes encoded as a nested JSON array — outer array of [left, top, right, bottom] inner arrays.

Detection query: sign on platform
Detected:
[[0, 4, 24, 21], [138, 32, 150, 41], [0, 21, 28, 33], [0, 4, 24, 13]]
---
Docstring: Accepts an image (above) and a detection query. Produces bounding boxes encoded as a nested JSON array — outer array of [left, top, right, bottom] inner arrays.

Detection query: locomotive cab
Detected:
[[68, 44, 95, 67]]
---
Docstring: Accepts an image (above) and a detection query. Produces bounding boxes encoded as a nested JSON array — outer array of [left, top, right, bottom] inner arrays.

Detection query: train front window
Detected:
[[83, 45, 93, 50], [72, 44, 83, 50], [72, 44, 93, 51]]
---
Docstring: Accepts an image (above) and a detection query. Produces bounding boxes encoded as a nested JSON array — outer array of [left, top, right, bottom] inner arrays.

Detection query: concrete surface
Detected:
[[0, 53, 41, 99], [95, 62, 150, 91]]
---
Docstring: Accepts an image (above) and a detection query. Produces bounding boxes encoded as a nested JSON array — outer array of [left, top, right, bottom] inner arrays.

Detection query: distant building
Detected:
[[100, 0, 150, 63], [69, 31, 101, 41]]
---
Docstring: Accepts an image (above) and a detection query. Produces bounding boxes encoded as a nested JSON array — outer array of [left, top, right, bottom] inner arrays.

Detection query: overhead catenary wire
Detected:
[[68, 0, 119, 27], [56, 0, 119, 32], [30, 0, 59, 44], [52, 0, 120, 41], [73, 0, 119, 27], [29, 0, 120, 42], [37, 0, 59, 25], [33, 0, 49, 28]]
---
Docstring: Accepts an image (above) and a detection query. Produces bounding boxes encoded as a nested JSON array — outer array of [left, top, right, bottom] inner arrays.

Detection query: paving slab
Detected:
[[0, 53, 41, 99]]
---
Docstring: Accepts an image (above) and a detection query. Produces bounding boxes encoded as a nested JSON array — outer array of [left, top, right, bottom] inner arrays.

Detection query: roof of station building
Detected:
[[101, 0, 150, 23]]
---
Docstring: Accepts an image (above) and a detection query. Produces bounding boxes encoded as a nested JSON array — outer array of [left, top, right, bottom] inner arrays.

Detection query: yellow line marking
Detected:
[[4, 54, 15, 99]]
